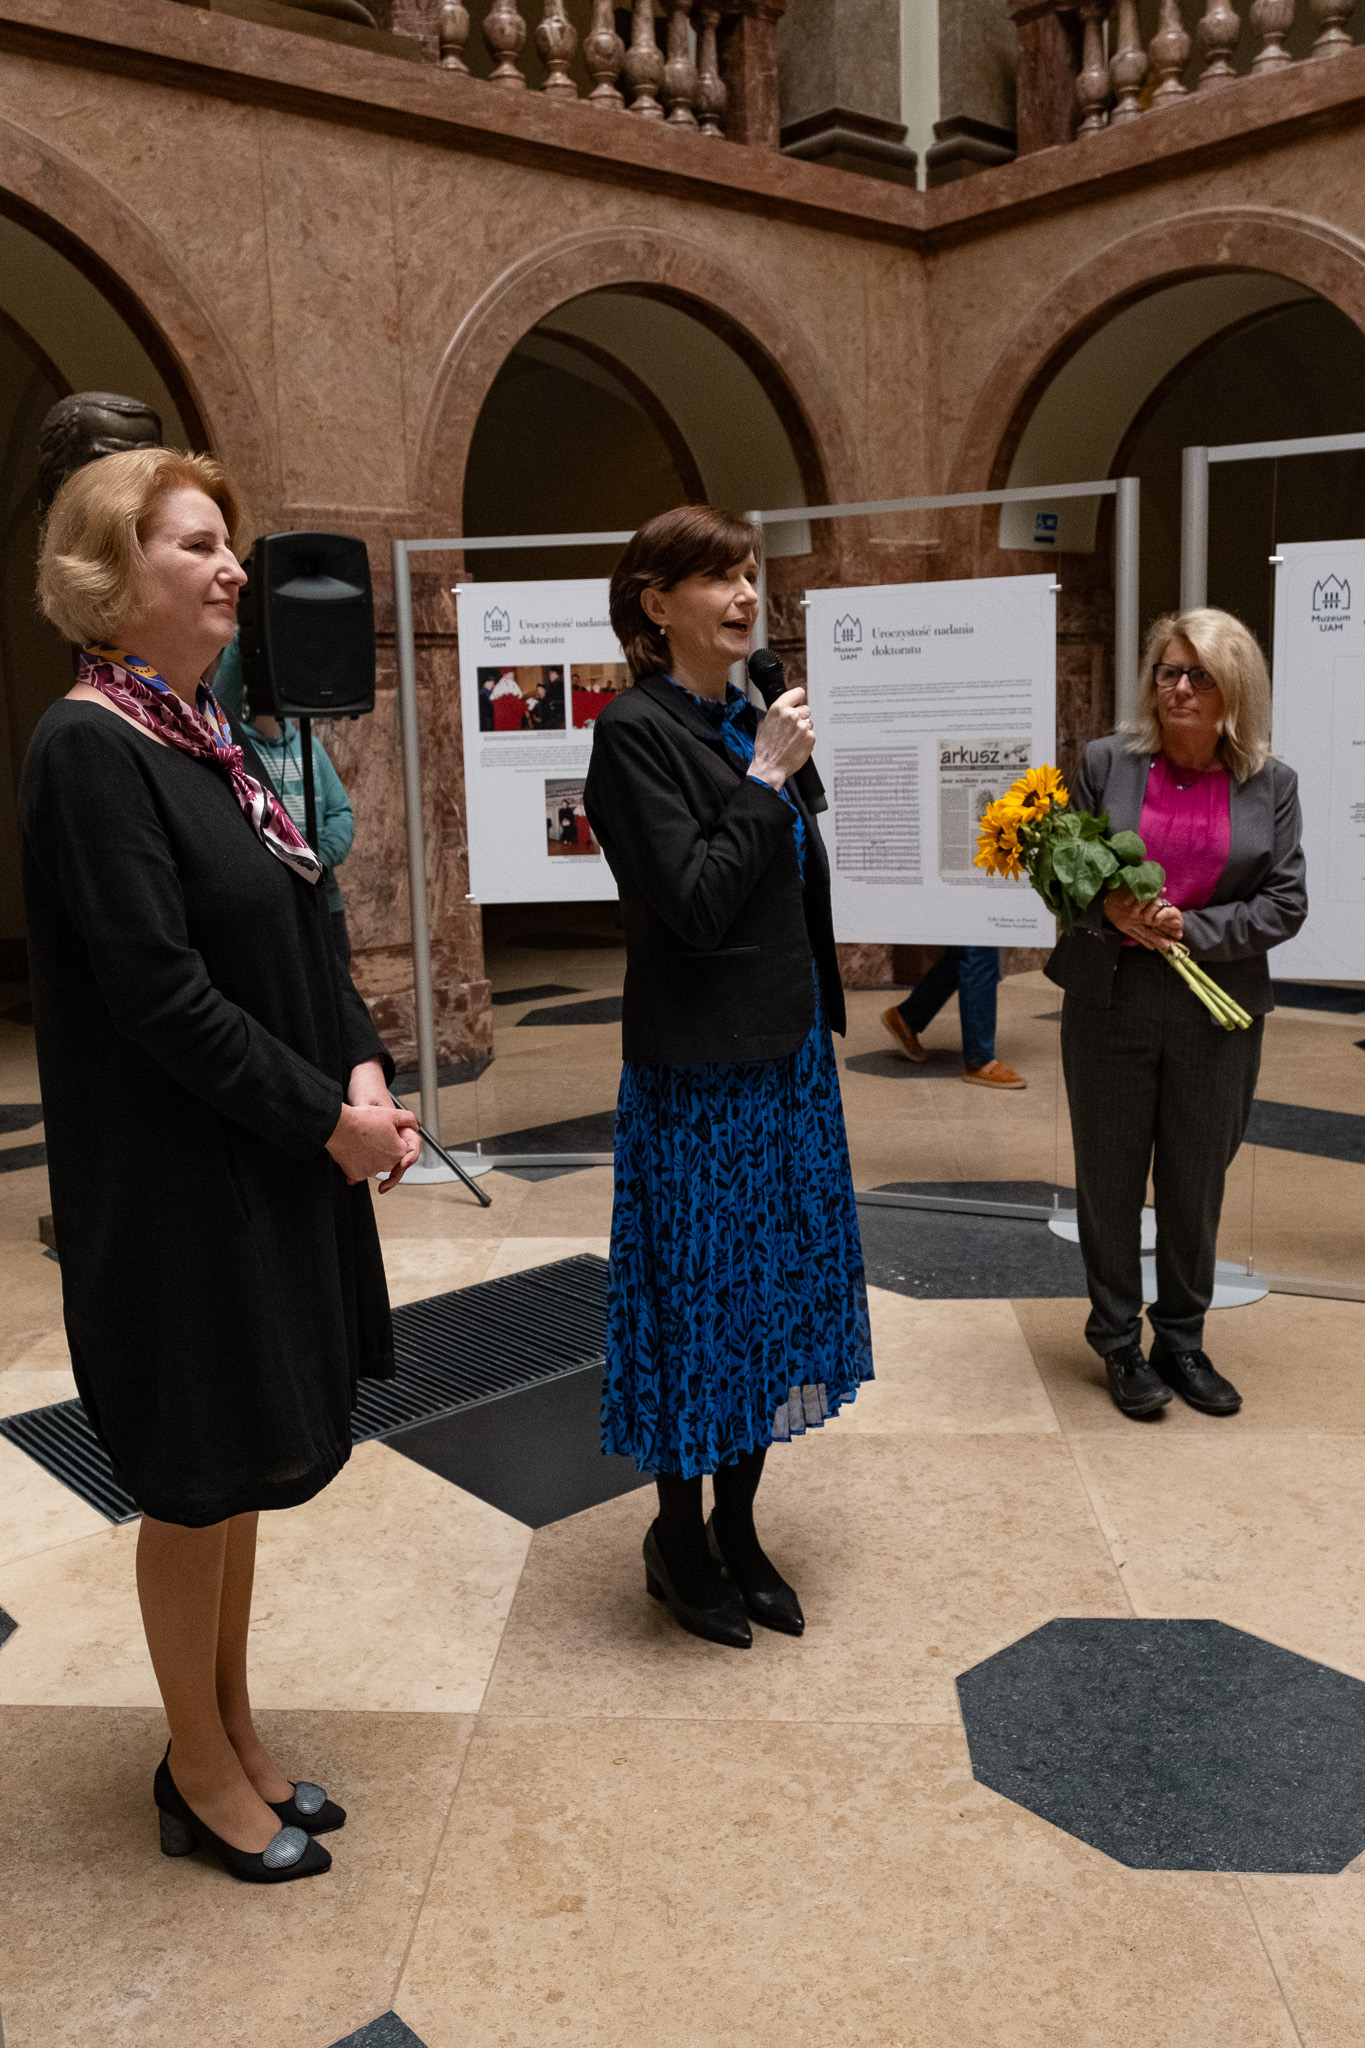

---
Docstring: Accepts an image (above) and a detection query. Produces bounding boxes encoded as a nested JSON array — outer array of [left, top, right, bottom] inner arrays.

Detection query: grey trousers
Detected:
[[1060, 949, 1264, 1357]]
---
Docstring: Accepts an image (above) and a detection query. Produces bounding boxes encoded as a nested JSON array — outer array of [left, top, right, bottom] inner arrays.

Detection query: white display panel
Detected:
[[1271, 538, 1365, 979], [456, 578, 624, 904], [803, 574, 1058, 945]]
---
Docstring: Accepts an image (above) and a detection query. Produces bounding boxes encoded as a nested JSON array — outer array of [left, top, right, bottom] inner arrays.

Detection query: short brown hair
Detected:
[[609, 506, 760, 680], [37, 446, 241, 645], [1128, 606, 1272, 783]]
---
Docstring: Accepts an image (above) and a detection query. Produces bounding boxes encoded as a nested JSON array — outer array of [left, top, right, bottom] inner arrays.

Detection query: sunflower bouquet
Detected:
[[974, 765, 1251, 1031]]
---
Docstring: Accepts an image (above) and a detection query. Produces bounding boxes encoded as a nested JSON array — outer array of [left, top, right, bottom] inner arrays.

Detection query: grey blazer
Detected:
[[1044, 734, 1307, 1015]]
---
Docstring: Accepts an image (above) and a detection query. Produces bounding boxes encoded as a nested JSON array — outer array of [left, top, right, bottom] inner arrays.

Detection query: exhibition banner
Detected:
[[803, 573, 1058, 945], [456, 578, 625, 904], [1271, 538, 1365, 979]]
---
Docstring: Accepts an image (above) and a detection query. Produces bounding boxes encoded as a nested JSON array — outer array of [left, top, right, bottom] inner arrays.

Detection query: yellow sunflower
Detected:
[[975, 796, 1027, 880], [1008, 763, 1069, 815]]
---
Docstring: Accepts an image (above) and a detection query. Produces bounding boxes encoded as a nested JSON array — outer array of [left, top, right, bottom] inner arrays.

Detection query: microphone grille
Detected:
[[747, 647, 785, 703]]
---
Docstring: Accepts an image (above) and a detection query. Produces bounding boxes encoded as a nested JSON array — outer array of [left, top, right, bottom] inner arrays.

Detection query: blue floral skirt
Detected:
[[602, 1005, 874, 1478]]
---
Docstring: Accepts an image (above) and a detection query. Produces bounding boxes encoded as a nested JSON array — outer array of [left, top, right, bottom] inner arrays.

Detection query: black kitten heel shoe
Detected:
[[154, 1751, 332, 1883], [643, 1522, 752, 1649], [268, 1782, 346, 1835], [706, 1513, 805, 1637]]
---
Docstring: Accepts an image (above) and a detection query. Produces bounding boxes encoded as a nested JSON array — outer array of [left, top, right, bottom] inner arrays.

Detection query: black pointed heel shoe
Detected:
[[268, 1782, 346, 1835], [154, 1751, 332, 1883], [643, 1522, 751, 1649], [706, 1512, 805, 1637]]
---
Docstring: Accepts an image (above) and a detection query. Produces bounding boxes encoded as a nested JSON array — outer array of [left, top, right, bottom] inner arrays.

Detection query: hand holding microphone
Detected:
[[747, 648, 828, 814]]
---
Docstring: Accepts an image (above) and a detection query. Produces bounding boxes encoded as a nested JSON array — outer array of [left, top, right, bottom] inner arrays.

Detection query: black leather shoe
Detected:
[[643, 1522, 752, 1649], [1152, 1346, 1243, 1415], [154, 1751, 332, 1883], [1104, 1344, 1173, 1418], [706, 1512, 805, 1637], [268, 1782, 346, 1835]]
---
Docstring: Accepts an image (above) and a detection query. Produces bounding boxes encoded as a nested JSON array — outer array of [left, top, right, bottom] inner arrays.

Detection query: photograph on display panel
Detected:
[[476, 663, 566, 733], [545, 777, 599, 857], [571, 662, 630, 728]]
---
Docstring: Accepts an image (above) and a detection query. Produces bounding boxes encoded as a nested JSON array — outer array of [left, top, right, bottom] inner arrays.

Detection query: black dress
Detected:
[[20, 701, 394, 1528]]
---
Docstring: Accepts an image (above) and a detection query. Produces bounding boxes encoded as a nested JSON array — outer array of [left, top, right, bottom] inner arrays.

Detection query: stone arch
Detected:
[[0, 113, 278, 512], [414, 224, 862, 532], [948, 206, 1365, 523]]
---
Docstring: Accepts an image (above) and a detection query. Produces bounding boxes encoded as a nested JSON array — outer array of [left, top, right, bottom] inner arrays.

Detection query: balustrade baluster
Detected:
[[536, 0, 578, 96], [624, 0, 666, 117], [483, 0, 527, 83], [1309, 0, 1356, 54], [1195, 0, 1242, 83], [1249, 0, 1295, 66], [1076, 0, 1113, 132], [585, 0, 626, 105], [693, 5, 727, 136], [1109, 0, 1148, 118], [1149, 0, 1192, 101], [663, 4, 700, 123], [439, 0, 470, 68]]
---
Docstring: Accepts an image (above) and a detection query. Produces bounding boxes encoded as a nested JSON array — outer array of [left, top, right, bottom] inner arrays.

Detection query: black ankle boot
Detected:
[[643, 1522, 751, 1648], [154, 1750, 332, 1883], [707, 1512, 804, 1636]]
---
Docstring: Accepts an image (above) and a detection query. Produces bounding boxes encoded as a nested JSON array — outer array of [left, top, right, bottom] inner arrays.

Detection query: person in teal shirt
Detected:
[[214, 634, 357, 964]]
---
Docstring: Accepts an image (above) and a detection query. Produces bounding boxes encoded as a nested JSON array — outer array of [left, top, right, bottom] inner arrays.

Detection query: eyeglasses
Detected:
[[1153, 662, 1215, 693]]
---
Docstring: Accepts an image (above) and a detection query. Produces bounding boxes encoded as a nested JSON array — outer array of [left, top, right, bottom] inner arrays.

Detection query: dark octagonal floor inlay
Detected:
[[958, 1618, 1365, 1873], [327, 2014, 427, 2048]]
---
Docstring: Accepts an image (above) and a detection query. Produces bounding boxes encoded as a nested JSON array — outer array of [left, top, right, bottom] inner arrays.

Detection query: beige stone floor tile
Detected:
[[834, 1290, 1058, 1436], [1242, 1873, 1365, 2047], [0, 1239, 66, 1364], [481, 1434, 1125, 1726], [483, 1234, 610, 1278], [1068, 1433, 1365, 1682], [397, 1717, 1299, 2048], [0, 1704, 472, 2048], [379, 1233, 499, 1304], [0, 1442, 531, 1712], [0, 1433, 108, 1569], [1014, 1294, 1365, 1437], [0, 1362, 76, 1414]]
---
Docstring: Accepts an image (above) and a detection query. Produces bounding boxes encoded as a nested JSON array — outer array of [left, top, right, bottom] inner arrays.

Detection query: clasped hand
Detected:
[[749, 686, 815, 791], [326, 1057, 421, 1191], [1104, 887, 1184, 951]]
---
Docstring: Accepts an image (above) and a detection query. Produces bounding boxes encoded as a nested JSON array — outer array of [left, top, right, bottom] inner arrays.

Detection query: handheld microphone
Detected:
[[747, 648, 828, 815]]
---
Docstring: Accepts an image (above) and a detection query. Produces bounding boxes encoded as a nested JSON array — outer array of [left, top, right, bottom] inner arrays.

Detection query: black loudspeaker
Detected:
[[238, 531, 375, 719]]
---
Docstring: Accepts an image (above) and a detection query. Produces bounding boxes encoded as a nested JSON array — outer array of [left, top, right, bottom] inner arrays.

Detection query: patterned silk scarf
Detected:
[[78, 644, 323, 886]]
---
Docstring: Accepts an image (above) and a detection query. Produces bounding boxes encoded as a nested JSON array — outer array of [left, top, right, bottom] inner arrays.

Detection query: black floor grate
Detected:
[[0, 1254, 609, 1523]]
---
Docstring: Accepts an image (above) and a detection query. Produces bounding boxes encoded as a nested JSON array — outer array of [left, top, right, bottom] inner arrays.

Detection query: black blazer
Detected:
[[1045, 734, 1307, 1015], [583, 672, 844, 1064]]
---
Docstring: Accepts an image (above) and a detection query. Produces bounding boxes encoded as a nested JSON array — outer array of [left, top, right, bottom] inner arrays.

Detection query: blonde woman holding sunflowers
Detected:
[[1043, 610, 1305, 1422]]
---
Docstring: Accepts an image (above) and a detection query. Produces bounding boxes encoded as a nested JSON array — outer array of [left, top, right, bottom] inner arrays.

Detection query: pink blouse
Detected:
[[1136, 754, 1231, 915]]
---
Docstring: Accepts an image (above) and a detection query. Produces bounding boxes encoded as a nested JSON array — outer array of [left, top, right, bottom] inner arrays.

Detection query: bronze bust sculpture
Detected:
[[36, 392, 162, 514]]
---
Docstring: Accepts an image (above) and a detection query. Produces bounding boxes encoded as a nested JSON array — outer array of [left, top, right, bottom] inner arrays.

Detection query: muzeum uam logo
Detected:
[[833, 613, 862, 652], [1311, 575, 1351, 621], [484, 605, 511, 646]]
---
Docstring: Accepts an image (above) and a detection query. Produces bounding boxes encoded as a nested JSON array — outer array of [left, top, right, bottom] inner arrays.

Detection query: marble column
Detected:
[[1006, 0, 1082, 153], [717, 0, 788, 148], [928, 0, 1020, 184], [777, 0, 917, 186]]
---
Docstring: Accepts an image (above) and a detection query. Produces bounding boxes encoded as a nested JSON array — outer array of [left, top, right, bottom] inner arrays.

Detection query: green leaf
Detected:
[[1107, 830, 1148, 864], [1052, 838, 1118, 907], [1076, 811, 1109, 840], [1111, 860, 1165, 902]]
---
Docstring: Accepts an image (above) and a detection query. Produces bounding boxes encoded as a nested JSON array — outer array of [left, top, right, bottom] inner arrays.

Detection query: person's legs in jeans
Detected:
[[956, 947, 1001, 1068], [897, 947, 963, 1036]]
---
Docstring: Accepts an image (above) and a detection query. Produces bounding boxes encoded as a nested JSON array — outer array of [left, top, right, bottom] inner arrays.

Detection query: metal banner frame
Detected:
[[1180, 429, 1365, 609], [392, 476, 1138, 1179]]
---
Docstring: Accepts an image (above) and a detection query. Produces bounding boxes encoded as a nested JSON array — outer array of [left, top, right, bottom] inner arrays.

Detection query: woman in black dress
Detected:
[[26, 448, 419, 1883]]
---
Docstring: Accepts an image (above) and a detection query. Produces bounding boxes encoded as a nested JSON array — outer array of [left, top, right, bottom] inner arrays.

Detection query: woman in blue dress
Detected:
[[583, 506, 873, 1649]]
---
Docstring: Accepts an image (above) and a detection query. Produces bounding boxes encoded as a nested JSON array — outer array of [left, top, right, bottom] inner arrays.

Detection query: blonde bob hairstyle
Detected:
[[37, 446, 241, 646], [1128, 606, 1272, 784]]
